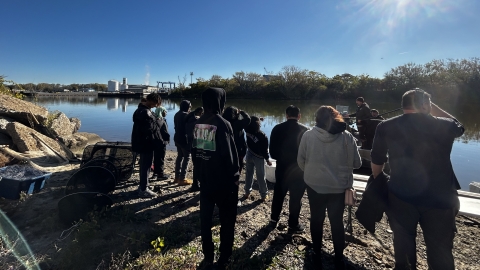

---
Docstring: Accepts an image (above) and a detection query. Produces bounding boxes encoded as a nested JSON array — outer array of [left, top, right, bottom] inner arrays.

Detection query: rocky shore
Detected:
[[0, 95, 479, 269]]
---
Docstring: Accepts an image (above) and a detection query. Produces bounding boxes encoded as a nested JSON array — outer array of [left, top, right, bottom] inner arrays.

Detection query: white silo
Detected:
[[120, 77, 128, 90], [108, 80, 119, 92]]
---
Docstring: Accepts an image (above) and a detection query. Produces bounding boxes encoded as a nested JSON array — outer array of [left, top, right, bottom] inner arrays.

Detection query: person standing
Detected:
[[298, 106, 361, 269], [349, 97, 371, 142], [185, 107, 204, 192], [269, 105, 309, 234], [173, 100, 193, 186], [150, 101, 170, 181], [191, 87, 240, 269], [131, 93, 162, 198], [371, 89, 464, 270], [243, 116, 272, 202], [223, 106, 250, 173]]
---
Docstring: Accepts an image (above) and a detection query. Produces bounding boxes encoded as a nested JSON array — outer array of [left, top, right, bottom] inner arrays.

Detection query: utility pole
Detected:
[[190, 72, 193, 85]]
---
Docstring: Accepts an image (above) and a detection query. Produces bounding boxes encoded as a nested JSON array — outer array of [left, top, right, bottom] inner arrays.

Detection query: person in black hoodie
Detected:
[[150, 101, 171, 181], [269, 105, 309, 234], [191, 87, 240, 269], [185, 107, 204, 192], [348, 97, 371, 142], [131, 93, 162, 198], [173, 100, 193, 186], [242, 116, 272, 202], [223, 106, 250, 173]]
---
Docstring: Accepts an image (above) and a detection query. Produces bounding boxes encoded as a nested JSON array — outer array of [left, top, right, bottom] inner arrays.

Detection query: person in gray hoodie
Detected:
[[297, 105, 361, 270]]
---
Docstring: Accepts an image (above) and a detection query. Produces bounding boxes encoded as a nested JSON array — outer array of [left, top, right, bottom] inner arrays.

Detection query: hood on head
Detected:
[[180, 100, 191, 112], [245, 116, 261, 134], [222, 106, 238, 123], [202, 87, 226, 114]]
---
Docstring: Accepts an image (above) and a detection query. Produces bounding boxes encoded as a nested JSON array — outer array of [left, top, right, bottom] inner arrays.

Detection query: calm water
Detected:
[[26, 96, 480, 191]]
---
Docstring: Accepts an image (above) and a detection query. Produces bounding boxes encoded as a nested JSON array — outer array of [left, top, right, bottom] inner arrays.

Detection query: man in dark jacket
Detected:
[[131, 93, 162, 198], [223, 106, 251, 173], [185, 107, 204, 192], [151, 101, 171, 181], [191, 87, 240, 269], [349, 97, 371, 142], [269, 105, 309, 234], [173, 100, 193, 186], [371, 89, 464, 270]]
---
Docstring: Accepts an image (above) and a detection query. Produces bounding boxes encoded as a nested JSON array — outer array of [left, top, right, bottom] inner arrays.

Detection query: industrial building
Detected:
[[107, 78, 160, 94]]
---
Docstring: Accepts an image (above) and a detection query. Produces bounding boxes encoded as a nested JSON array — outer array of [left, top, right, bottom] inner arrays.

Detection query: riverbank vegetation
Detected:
[[170, 58, 480, 102]]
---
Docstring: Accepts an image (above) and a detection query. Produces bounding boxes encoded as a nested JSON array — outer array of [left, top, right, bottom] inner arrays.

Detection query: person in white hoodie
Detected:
[[297, 105, 361, 270]]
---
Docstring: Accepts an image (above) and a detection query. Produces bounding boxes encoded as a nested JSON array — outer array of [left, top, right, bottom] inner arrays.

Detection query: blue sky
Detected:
[[2, 0, 479, 85]]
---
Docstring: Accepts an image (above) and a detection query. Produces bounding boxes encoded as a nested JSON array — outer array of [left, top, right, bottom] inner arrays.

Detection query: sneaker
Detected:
[[241, 192, 250, 201], [198, 257, 214, 269], [170, 177, 179, 184], [189, 185, 200, 192], [260, 195, 269, 202], [149, 173, 157, 180], [138, 187, 157, 198], [288, 223, 305, 234], [156, 174, 170, 181], [177, 178, 193, 186]]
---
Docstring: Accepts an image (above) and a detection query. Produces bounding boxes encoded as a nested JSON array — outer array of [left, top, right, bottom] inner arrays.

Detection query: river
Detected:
[[26, 96, 480, 191]]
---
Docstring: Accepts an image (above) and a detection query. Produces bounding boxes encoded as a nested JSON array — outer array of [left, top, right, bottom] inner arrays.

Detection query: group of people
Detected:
[[131, 88, 464, 270]]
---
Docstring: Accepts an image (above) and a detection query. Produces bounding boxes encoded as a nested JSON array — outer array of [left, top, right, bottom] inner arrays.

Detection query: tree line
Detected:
[[170, 58, 480, 102], [3, 82, 108, 92]]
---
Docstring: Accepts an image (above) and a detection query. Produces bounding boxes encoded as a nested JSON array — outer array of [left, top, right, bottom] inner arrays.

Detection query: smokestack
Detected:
[[123, 78, 127, 85]]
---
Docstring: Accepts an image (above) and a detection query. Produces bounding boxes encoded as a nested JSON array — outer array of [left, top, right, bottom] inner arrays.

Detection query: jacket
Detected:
[[269, 119, 309, 170], [297, 124, 361, 194], [131, 103, 162, 153], [223, 109, 250, 157], [355, 173, 389, 234], [185, 111, 198, 148], [173, 100, 191, 146], [349, 103, 371, 124], [191, 87, 240, 192], [246, 130, 270, 162]]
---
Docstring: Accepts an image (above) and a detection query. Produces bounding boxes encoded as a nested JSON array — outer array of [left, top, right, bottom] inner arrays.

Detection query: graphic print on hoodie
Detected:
[[193, 124, 217, 151]]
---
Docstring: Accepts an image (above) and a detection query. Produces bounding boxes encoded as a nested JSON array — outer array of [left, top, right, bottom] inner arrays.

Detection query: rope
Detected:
[[57, 221, 83, 241]]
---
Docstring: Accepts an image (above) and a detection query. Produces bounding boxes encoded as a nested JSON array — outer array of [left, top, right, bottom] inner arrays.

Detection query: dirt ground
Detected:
[[1, 150, 479, 270]]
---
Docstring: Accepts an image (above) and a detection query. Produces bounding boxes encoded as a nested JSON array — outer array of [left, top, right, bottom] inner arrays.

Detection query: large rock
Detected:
[[49, 113, 75, 136], [0, 94, 48, 126], [61, 132, 104, 156], [6, 122, 73, 160], [0, 116, 15, 135], [70, 117, 81, 133]]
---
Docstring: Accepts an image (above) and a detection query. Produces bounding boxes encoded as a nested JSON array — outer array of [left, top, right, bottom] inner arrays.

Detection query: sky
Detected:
[[2, 0, 479, 85]]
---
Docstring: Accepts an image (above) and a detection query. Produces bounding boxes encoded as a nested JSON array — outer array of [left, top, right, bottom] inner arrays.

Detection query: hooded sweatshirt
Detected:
[[191, 88, 240, 192], [297, 121, 361, 194], [173, 100, 191, 146], [223, 107, 250, 157]]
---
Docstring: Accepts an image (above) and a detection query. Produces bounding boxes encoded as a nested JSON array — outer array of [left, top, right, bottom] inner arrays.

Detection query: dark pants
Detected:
[[153, 144, 166, 176], [270, 167, 306, 228], [139, 150, 154, 191], [175, 144, 190, 180], [200, 187, 238, 260], [387, 192, 457, 270], [238, 155, 245, 174], [307, 187, 345, 258]]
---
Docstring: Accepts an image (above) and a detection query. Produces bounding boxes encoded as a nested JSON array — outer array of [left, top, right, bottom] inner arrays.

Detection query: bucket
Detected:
[[265, 159, 276, 183]]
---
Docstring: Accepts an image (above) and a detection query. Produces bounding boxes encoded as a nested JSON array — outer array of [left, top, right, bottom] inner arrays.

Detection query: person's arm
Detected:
[[370, 122, 388, 178], [269, 126, 280, 160], [351, 135, 362, 169], [223, 122, 240, 185], [297, 133, 307, 171], [430, 102, 455, 118], [371, 163, 384, 178], [261, 134, 271, 165]]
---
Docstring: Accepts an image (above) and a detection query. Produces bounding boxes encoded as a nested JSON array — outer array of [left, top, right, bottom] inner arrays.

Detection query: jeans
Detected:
[[270, 165, 306, 228], [139, 150, 154, 191], [200, 187, 238, 260], [153, 144, 166, 176], [244, 150, 268, 197], [175, 144, 190, 180], [307, 186, 345, 259], [387, 191, 457, 270]]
